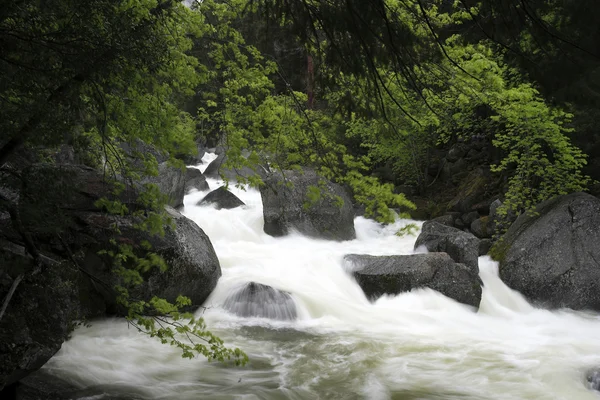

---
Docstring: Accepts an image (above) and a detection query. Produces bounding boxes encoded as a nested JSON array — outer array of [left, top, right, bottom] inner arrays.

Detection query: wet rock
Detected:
[[76, 206, 222, 316], [21, 164, 221, 317], [471, 217, 492, 239], [461, 211, 480, 226], [260, 169, 355, 241], [204, 154, 264, 181], [414, 221, 480, 272], [185, 167, 209, 193], [121, 140, 185, 208], [345, 253, 481, 308], [223, 282, 297, 320], [0, 244, 78, 391], [197, 187, 245, 210], [176, 142, 206, 165], [432, 214, 455, 227], [498, 192, 600, 310], [587, 368, 600, 391], [478, 239, 492, 256]]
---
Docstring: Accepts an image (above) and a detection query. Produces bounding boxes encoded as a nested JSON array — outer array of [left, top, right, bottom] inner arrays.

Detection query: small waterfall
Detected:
[[40, 153, 600, 400]]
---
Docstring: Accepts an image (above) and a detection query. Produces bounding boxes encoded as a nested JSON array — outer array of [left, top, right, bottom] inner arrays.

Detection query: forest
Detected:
[[2, 0, 600, 397]]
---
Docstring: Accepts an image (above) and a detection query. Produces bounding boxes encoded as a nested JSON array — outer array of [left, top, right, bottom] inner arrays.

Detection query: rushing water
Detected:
[[43, 153, 600, 399]]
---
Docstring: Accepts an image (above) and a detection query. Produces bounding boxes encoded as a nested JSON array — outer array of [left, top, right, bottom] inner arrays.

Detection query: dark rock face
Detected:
[[75, 206, 222, 316], [0, 244, 78, 391], [185, 167, 209, 193], [223, 282, 297, 320], [197, 187, 245, 210], [345, 253, 482, 307], [414, 221, 480, 272], [0, 161, 222, 389], [260, 169, 356, 241], [138, 206, 221, 308], [498, 192, 600, 311]]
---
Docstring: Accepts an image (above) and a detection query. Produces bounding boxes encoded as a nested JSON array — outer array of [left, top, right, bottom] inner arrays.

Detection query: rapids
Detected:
[[42, 153, 600, 399]]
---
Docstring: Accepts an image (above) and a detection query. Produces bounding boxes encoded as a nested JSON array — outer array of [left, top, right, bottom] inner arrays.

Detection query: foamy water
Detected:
[[43, 153, 600, 399]]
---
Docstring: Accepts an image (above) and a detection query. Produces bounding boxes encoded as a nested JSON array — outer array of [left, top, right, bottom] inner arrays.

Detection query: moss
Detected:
[[489, 237, 510, 263]]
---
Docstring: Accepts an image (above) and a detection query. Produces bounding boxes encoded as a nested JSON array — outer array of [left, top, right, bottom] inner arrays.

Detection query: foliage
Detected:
[[0, 0, 246, 364], [1, 0, 597, 368]]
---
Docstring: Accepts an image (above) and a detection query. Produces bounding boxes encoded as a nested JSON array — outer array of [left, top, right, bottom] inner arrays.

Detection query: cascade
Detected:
[[41, 153, 600, 399]]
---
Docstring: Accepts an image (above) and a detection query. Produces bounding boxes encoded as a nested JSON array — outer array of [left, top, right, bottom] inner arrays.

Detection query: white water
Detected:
[[44, 153, 600, 399]]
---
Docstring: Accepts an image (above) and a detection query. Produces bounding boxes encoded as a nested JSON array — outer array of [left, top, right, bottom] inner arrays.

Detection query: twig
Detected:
[[0, 274, 23, 322]]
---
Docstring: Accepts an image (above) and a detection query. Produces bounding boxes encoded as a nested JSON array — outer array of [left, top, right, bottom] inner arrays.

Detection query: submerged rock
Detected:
[[345, 253, 482, 308], [197, 187, 245, 210], [414, 221, 480, 272], [498, 192, 600, 311], [587, 368, 600, 392], [260, 169, 355, 241], [223, 282, 297, 320], [185, 167, 209, 193]]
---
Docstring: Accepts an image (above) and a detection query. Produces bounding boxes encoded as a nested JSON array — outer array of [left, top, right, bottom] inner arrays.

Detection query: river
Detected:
[[42, 153, 600, 399]]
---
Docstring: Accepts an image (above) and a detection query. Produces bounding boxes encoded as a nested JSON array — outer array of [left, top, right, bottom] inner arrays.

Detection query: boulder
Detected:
[[223, 282, 297, 320], [260, 169, 356, 241], [176, 142, 206, 165], [197, 187, 245, 210], [204, 154, 263, 181], [470, 217, 492, 238], [414, 221, 480, 272], [461, 211, 480, 226], [143, 160, 185, 209], [345, 253, 481, 307], [497, 192, 600, 310], [185, 167, 209, 193], [121, 140, 185, 208], [75, 206, 222, 316], [19, 164, 222, 316], [0, 243, 78, 391], [431, 214, 455, 227], [478, 239, 492, 256]]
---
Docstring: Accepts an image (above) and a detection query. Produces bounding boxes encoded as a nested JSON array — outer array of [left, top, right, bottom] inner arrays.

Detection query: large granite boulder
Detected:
[[497, 192, 600, 311], [74, 206, 221, 316], [121, 140, 185, 208], [0, 243, 78, 391], [197, 187, 245, 210], [260, 169, 355, 241], [17, 164, 222, 315], [414, 221, 480, 272], [185, 167, 209, 193], [345, 253, 481, 307], [223, 282, 297, 320]]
